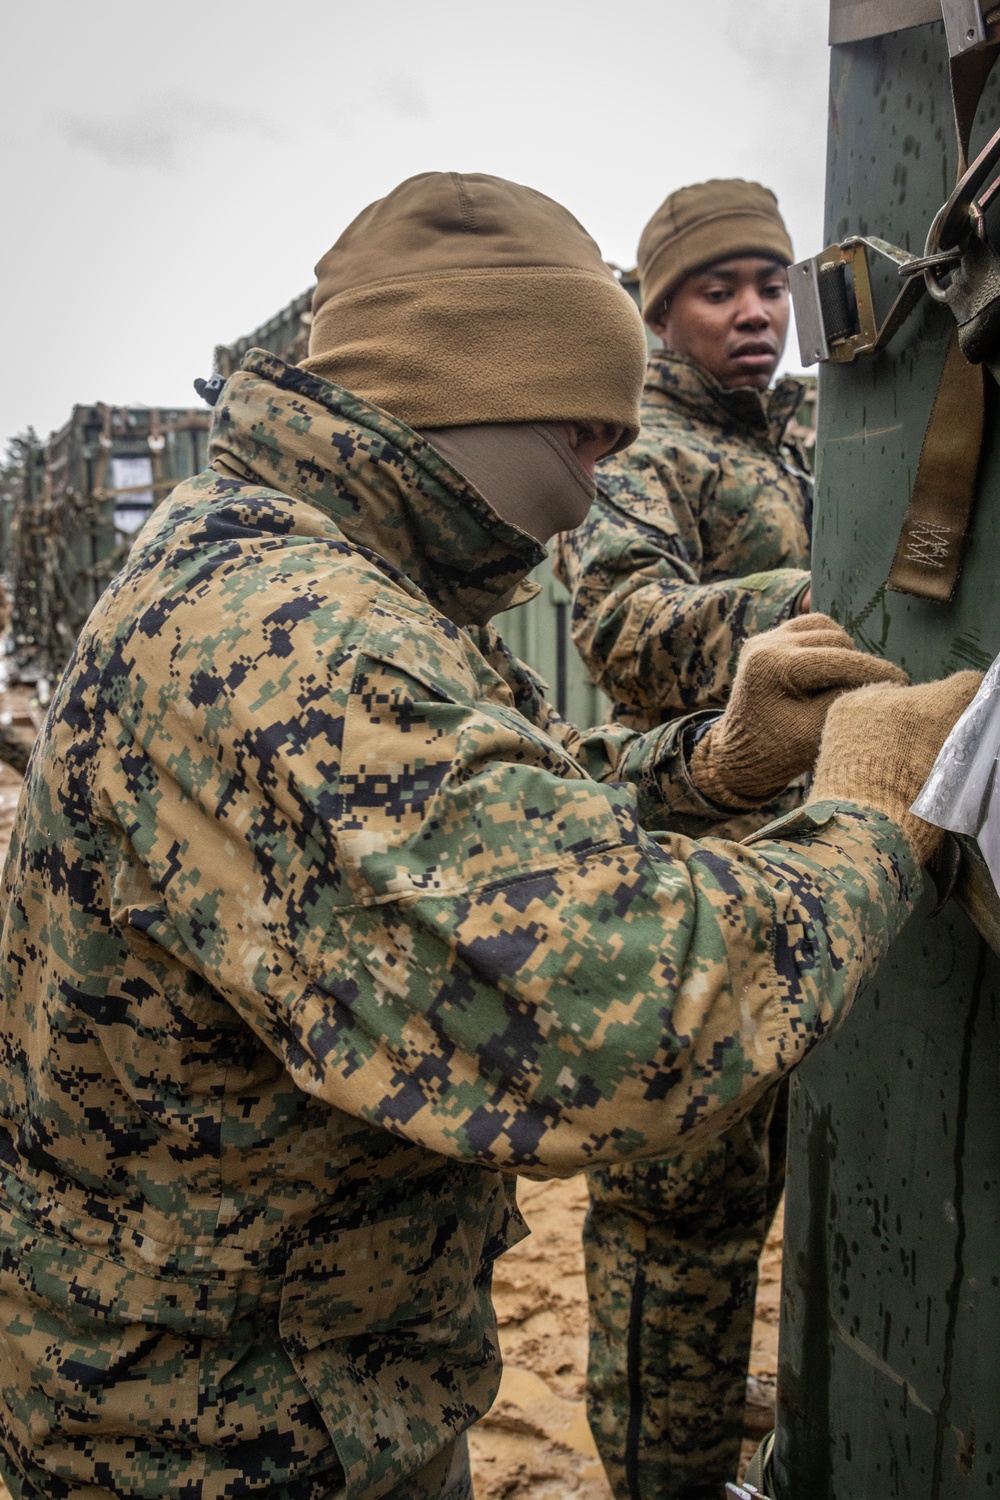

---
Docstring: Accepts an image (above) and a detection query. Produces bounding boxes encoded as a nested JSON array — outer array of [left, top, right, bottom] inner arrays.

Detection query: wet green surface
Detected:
[[776, 22, 1000, 1500]]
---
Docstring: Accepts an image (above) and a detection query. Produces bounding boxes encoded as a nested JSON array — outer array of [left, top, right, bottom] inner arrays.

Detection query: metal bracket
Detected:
[[725, 1483, 775, 1500], [792, 6, 1000, 367], [941, 0, 988, 55], [790, 236, 923, 364]]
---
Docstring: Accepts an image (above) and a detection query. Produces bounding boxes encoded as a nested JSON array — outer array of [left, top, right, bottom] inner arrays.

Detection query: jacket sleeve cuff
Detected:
[[742, 798, 923, 903], [620, 710, 738, 830], [734, 567, 811, 630]]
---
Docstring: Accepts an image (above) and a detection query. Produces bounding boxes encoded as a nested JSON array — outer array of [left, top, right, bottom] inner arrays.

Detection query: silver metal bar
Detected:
[[789, 258, 831, 366], [941, 0, 987, 54]]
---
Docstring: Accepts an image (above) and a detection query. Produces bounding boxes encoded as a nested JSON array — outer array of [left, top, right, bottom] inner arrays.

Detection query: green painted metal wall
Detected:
[[498, 554, 611, 726], [775, 22, 1000, 1500]]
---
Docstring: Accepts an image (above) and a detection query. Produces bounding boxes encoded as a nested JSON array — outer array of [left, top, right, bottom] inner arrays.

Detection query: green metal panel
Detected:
[[775, 23, 1000, 1500]]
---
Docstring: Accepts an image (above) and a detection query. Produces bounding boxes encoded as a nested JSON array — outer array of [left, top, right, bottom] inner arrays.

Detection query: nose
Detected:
[[733, 291, 770, 328]]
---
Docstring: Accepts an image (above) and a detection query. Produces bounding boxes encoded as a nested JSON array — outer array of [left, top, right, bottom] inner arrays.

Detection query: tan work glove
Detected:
[[690, 614, 909, 808], [810, 671, 983, 864]]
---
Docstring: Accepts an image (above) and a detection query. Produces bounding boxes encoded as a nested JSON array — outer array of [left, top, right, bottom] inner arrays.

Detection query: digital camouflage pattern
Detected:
[[0, 350, 916, 1500], [585, 1085, 789, 1500], [556, 348, 813, 1500], [553, 349, 812, 730]]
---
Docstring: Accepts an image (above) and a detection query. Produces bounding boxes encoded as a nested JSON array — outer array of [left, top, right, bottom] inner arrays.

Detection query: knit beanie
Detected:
[[300, 172, 648, 449], [638, 179, 793, 324]]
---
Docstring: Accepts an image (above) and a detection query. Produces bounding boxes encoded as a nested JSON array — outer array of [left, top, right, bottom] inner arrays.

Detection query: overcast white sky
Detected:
[[1, 1, 829, 449]]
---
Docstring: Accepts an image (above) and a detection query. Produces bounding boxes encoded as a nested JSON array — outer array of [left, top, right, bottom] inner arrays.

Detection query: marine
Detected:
[[553, 179, 823, 1499], [555, 180, 811, 735], [0, 172, 973, 1500]]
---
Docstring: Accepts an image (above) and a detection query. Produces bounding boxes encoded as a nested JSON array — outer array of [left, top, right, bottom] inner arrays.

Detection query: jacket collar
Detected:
[[208, 351, 545, 627], [643, 349, 804, 447]]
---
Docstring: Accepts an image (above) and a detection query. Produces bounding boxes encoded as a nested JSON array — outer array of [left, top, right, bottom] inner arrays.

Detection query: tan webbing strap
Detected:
[[886, 329, 985, 600], [883, 28, 999, 601]]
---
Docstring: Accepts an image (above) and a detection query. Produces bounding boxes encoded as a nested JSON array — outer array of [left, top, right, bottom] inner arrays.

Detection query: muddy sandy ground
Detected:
[[0, 684, 782, 1500]]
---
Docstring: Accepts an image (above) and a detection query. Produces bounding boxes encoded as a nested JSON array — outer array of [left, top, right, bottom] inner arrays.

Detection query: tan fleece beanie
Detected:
[[638, 179, 794, 325], [300, 172, 648, 447]]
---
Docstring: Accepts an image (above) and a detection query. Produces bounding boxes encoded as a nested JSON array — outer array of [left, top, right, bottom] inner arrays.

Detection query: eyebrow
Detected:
[[697, 264, 786, 285]]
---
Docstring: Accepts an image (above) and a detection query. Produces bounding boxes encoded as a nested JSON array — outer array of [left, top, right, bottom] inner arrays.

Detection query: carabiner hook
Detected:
[[923, 119, 1000, 299]]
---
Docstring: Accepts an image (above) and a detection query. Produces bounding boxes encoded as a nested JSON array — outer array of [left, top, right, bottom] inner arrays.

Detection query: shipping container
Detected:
[[5, 404, 210, 682]]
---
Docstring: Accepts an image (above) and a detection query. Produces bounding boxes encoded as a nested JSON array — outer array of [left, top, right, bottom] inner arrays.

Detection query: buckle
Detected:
[[791, 120, 1000, 366], [924, 119, 1000, 290], [789, 236, 923, 364]]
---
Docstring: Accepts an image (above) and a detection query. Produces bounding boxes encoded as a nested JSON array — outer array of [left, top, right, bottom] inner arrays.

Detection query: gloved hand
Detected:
[[690, 614, 909, 808], [810, 671, 983, 864]]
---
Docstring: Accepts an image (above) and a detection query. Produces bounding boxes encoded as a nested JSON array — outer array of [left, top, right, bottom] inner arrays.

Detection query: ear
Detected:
[[645, 298, 671, 339]]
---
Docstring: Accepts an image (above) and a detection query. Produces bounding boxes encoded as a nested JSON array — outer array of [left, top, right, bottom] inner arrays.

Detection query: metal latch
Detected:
[[792, 0, 1000, 368], [941, 0, 989, 54], [792, 115, 1000, 367], [789, 237, 924, 365]]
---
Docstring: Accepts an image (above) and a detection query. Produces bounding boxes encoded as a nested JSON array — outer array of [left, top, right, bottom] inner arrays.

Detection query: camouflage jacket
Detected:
[[554, 350, 813, 730], [0, 352, 916, 1500]]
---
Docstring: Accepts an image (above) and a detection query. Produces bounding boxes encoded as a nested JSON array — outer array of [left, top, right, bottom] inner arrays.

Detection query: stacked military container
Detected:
[[213, 288, 313, 379], [4, 404, 210, 682]]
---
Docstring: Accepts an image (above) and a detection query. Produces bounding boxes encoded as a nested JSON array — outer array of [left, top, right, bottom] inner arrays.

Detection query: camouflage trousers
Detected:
[[584, 1083, 788, 1500]]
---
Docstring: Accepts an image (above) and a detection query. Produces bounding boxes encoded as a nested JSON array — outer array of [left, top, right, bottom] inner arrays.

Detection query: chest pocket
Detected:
[[703, 455, 810, 581], [338, 587, 625, 905]]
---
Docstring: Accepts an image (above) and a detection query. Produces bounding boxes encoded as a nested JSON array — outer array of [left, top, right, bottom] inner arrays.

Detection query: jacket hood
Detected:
[[208, 350, 546, 626], [644, 349, 803, 449]]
